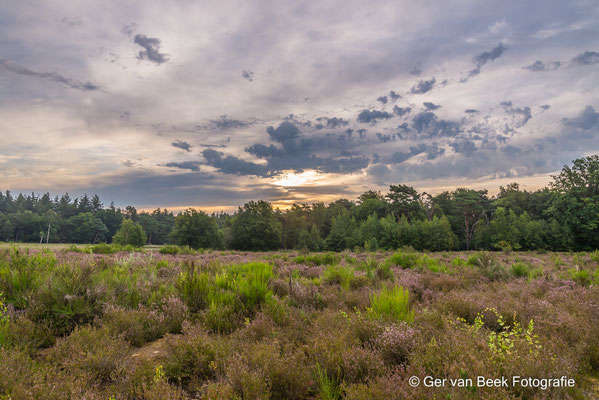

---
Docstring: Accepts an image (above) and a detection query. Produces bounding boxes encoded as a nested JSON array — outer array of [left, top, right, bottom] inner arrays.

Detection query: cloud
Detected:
[[206, 115, 249, 131], [389, 90, 401, 101], [423, 102, 441, 110], [409, 62, 423, 76], [524, 51, 599, 72], [393, 106, 411, 117], [0, 59, 100, 91], [390, 143, 445, 164], [465, 109, 479, 114], [570, 51, 599, 66], [523, 60, 561, 71], [164, 161, 201, 171], [377, 96, 388, 104], [267, 121, 301, 142], [134, 34, 169, 64], [357, 109, 393, 124], [562, 105, 598, 130], [450, 139, 477, 154], [241, 70, 254, 81], [462, 43, 506, 82], [411, 111, 460, 138], [171, 140, 192, 152], [409, 77, 436, 94], [202, 148, 268, 176], [500, 100, 532, 128], [315, 116, 349, 129]]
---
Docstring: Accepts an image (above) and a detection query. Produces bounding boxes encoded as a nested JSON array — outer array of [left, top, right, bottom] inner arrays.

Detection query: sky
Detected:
[[1, 0, 598, 211]]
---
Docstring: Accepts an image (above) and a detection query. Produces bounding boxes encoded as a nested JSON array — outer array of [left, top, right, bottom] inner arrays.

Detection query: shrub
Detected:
[[368, 286, 414, 324], [510, 261, 529, 278], [44, 325, 133, 384], [323, 265, 355, 290], [90, 242, 117, 254], [568, 267, 592, 286], [384, 251, 419, 269], [159, 245, 181, 255]]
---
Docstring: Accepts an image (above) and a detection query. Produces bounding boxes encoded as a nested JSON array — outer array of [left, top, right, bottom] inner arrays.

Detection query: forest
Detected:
[[1, 155, 598, 252]]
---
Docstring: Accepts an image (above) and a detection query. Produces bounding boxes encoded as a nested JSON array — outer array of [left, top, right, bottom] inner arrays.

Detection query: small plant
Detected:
[[0, 291, 9, 348], [384, 251, 419, 269], [456, 307, 542, 362], [368, 285, 414, 324], [568, 267, 592, 286], [590, 250, 599, 265], [323, 265, 355, 290], [154, 365, 166, 384], [510, 261, 529, 278], [159, 245, 181, 255], [314, 362, 341, 400], [451, 257, 466, 266]]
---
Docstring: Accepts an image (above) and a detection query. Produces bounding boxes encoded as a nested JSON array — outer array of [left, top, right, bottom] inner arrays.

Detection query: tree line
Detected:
[[1, 155, 598, 251]]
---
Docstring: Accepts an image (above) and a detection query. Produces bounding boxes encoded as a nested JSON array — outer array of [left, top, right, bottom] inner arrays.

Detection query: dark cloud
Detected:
[[377, 96, 388, 104], [164, 161, 201, 171], [267, 121, 301, 142], [524, 51, 598, 72], [409, 62, 423, 76], [171, 140, 192, 152], [411, 111, 460, 138], [450, 140, 477, 154], [462, 43, 506, 82], [315, 116, 349, 129], [244, 121, 370, 175], [465, 109, 479, 114], [376, 132, 399, 143], [241, 70, 254, 81], [539, 104, 551, 112], [523, 60, 561, 72], [389, 90, 401, 101], [390, 143, 445, 164], [134, 34, 169, 64], [121, 23, 137, 37], [0, 59, 100, 91], [409, 77, 436, 94], [570, 51, 599, 66], [206, 115, 249, 131], [562, 106, 598, 130], [357, 109, 393, 124], [500, 100, 532, 128], [423, 102, 441, 110], [393, 106, 411, 117], [202, 149, 268, 176]]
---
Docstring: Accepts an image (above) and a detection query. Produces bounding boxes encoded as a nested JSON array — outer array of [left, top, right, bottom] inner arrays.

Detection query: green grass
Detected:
[[368, 285, 414, 323]]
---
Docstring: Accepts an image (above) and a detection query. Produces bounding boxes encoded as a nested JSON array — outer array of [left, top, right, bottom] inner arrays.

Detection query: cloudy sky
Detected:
[[1, 1, 598, 211]]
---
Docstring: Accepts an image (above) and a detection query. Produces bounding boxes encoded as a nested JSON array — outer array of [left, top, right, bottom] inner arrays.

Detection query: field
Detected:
[[0, 245, 598, 399]]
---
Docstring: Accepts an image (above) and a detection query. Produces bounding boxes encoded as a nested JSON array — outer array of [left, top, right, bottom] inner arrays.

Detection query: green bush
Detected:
[[511, 261, 530, 277], [90, 243, 117, 254], [323, 265, 355, 290], [159, 245, 181, 255], [368, 285, 414, 324]]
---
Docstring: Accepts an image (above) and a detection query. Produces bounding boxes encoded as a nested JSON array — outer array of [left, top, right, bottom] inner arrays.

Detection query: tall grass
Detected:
[[369, 285, 414, 324]]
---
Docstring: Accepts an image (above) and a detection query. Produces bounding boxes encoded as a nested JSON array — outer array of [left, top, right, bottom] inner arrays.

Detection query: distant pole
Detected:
[[46, 223, 51, 244]]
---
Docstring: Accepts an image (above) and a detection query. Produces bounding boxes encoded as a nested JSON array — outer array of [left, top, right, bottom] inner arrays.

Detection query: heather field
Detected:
[[0, 246, 598, 399]]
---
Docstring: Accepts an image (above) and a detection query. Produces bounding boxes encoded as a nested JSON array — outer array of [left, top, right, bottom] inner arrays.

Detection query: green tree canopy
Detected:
[[231, 200, 282, 250], [112, 219, 147, 247], [170, 208, 219, 249]]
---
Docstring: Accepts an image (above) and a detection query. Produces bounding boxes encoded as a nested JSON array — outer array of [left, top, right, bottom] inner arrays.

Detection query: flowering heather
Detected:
[[0, 247, 597, 398]]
